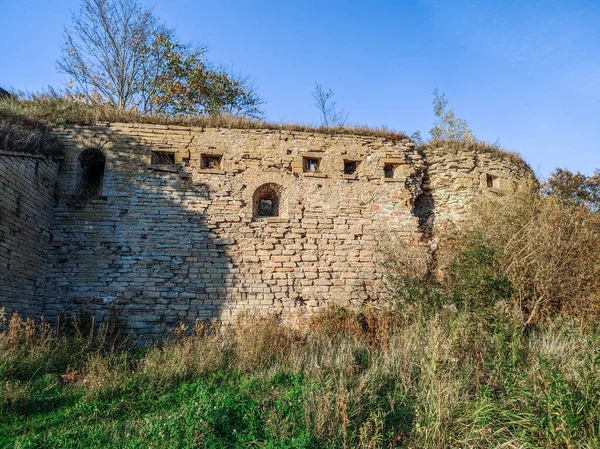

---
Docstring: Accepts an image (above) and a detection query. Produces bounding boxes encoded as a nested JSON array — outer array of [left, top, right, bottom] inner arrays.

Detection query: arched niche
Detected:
[[253, 183, 283, 218], [75, 148, 106, 199]]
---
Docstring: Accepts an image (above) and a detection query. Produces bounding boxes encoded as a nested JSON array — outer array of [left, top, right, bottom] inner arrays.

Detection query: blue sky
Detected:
[[1, 0, 598, 178]]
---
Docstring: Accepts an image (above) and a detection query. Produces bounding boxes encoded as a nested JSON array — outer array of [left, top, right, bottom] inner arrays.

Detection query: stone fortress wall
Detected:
[[0, 123, 532, 338], [0, 152, 60, 318]]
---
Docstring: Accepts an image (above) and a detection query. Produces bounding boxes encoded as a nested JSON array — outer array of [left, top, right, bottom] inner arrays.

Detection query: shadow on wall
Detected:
[[0, 109, 62, 318], [42, 128, 234, 342]]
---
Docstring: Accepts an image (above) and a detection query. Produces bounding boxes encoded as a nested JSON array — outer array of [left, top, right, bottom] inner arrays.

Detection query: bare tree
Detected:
[[58, 0, 264, 118], [312, 83, 348, 127], [58, 0, 166, 111]]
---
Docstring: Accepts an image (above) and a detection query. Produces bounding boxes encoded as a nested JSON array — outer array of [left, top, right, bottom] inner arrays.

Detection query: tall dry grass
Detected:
[[2, 305, 598, 448], [439, 181, 600, 324], [0, 110, 63, 156], [0, 95, 410, 141]]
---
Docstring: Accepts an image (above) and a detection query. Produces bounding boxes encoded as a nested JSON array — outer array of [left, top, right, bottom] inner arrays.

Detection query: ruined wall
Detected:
[[41, 124, 429, 337], [0, 152, 60, 317], [424, 144, 533, 226], [0, 123, 533, 338]]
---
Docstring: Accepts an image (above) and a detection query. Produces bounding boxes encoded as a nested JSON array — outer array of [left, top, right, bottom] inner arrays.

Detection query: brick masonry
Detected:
[[0, 152, 60, 317], [0, 123, 532, 338]]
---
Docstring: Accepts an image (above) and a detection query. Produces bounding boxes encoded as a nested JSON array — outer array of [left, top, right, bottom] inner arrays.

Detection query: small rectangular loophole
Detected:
[[201, 154, 223, 170], [303, 157, 321, 172], [151, 152, 175, 166], [344, 160, 358, 175], [384, 163, 396, 178]]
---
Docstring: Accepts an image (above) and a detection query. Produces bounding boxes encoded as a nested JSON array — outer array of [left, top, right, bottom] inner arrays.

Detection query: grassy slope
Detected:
[[1, 97, 594, 448], [1, 308, 599, 449]]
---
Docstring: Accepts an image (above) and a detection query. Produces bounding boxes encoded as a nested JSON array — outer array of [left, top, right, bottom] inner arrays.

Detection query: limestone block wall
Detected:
[[424, 144, 534, 226], [0, 152, 60, 317], [41, 124, 427, 337], [0, 122, 534, 338]]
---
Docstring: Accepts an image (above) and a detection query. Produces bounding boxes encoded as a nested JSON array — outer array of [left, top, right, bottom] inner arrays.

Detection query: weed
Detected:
[[1, 306, 598, 448]]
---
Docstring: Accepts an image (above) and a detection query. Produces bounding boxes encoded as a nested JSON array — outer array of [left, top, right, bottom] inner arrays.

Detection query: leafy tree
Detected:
[[146, 36, 263, 118], [58, 0, 263, 117], [429, 88, 474, 142], [206, 70, 264, 119], [312, 83, 347, 127], [136, 31, 200, 115], [545, 168, 600, 211]]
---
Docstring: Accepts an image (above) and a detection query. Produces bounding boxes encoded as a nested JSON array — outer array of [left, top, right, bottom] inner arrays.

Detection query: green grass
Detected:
[[1, 372, 314, 448], [1, 308, 599, 449]]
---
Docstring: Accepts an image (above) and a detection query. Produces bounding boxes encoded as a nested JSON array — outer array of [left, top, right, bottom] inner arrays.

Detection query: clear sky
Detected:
[[1, 0, 598, 178]]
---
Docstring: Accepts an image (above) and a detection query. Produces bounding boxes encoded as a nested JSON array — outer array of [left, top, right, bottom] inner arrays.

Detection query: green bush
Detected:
[[438, 183, 600, 324], [450, 238, 512, 312]]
